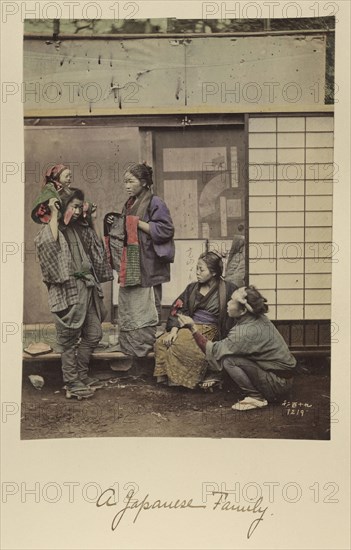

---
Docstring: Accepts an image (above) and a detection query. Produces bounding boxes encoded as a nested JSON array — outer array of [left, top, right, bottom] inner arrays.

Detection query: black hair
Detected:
[[126, 162, 153, 189], [245, 285, 269, 315], [198, 251, 223, 279], [61, 187, 84, 212]]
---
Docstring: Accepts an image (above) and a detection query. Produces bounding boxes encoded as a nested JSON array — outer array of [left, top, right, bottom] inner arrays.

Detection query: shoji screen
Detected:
[[248, 115, 334, 321]]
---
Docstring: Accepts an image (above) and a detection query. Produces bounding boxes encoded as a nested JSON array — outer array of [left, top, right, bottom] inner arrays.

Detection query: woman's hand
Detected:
[[48, 197, 60, 213], [163, 328, 179, 348], [177, 314, 195, 329], [88, 204, 102, 237], [84, 202, 97, 221], [137, 220, 150, 234], [90, 203, 97, 219]]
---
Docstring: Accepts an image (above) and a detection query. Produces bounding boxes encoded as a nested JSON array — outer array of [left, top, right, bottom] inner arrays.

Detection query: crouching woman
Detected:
[[177, 286, 297, 410]]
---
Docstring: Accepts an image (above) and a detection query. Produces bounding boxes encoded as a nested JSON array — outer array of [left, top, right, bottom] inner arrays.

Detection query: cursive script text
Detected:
[[97, 488, 206, 531], [96, 487, 269, 538]]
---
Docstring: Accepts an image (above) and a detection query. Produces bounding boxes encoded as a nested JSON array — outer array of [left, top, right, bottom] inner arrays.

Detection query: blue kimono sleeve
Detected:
[[147, 197, 174, 245]]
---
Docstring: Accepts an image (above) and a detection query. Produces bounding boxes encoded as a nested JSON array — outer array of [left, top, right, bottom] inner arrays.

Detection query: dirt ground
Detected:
[[21, 357, 330, 440]]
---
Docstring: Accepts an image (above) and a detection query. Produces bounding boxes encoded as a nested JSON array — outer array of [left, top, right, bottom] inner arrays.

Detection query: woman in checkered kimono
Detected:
[[35, 188, 113, 399]]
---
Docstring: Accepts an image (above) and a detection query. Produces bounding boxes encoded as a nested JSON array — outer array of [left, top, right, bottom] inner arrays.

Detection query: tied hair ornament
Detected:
[[235, 287, 254, 313], [44, 164, 68, 192]]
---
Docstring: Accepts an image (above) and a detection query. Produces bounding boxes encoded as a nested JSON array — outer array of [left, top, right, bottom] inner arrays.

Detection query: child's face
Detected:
[[59, 169, 72, 188], [196, 259, 214, 284], [227, 290, 246, 318], [124, 171, 144, 197], [66, 198, 83, 222]]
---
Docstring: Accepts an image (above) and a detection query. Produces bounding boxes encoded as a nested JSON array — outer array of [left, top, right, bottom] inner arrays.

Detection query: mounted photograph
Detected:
[[21, 15, 335, 440]]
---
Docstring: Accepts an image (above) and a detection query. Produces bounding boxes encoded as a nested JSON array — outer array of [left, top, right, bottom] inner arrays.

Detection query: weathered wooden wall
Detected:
[[23, 34, 332, 325], [23, 35, 327, 116], [24, 125, 139, 323]]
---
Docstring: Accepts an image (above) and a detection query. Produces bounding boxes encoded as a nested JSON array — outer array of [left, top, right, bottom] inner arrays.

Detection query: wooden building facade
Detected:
[[23, 26, 334, 352]]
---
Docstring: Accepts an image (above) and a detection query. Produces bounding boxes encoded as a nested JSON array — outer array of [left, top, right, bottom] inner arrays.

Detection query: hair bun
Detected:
[[142, 161, 153, 178], [208, 250, 223, 259], [128, 162, 154, 188]]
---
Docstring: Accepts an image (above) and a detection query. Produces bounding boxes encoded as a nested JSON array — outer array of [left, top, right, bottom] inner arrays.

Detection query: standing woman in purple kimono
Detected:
[[107, 163, 174, 357]]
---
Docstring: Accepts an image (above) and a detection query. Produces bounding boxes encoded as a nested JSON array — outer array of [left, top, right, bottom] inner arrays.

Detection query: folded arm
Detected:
[[147, 198, 174, 244]]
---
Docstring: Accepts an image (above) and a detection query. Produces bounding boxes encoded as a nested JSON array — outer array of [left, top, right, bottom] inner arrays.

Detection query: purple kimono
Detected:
[[138, 195, 174, 287], [117, 192, 175, 357]]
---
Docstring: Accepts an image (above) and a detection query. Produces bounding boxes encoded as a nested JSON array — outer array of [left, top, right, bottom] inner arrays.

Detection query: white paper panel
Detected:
[[163, 147, 226, 172], [226, 199, 242, 218], [230, 146, 238, 187], [162, 239, 207, 305], [164, 180, 198, 238]]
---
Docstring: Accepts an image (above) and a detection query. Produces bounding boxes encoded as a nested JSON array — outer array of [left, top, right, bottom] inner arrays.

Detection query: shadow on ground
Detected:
[[21, 357, 330, 440]]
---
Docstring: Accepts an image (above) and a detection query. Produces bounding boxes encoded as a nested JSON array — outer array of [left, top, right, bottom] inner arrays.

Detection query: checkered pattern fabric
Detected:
[[35, 223, 113, 313], [76, 223, 113, 283], [119, 215, 141, 287]]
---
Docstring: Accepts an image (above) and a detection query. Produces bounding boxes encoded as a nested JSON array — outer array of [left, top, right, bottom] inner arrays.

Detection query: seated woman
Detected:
[[177, 286, 297, 410], [153, 252, 237, 389]]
